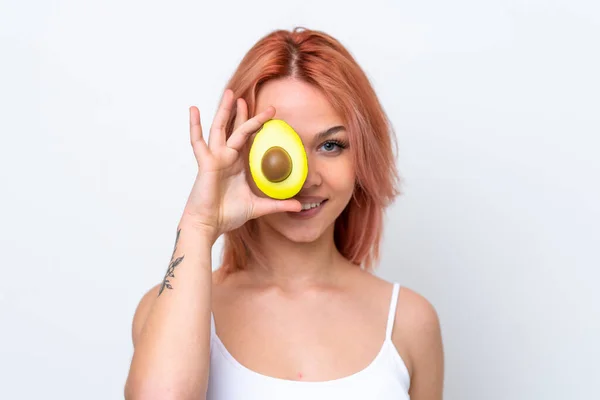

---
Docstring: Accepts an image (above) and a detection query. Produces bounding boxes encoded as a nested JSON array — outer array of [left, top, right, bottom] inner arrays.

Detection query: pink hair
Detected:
[[218, 27, 402, 275]]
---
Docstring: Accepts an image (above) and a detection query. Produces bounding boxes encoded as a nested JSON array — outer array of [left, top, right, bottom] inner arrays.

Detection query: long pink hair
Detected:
[[218, 27, 401, 275]]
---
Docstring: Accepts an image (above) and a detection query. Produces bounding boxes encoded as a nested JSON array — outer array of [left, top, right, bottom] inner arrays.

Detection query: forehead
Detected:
[[255, 78, 344, 137]]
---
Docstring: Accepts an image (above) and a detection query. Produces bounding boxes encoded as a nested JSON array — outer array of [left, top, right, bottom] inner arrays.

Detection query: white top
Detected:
[[207, 283, 411, 399]]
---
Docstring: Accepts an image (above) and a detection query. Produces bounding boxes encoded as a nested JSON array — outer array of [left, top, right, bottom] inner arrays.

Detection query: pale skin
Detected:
[[125, 78, 444, 399]]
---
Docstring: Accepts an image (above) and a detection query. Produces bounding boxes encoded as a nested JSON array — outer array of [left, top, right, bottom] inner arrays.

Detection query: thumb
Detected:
[[252, 197, 302, 219]]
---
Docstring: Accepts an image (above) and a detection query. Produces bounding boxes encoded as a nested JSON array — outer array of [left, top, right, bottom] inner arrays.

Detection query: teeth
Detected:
[[301, 201, 322, 211]]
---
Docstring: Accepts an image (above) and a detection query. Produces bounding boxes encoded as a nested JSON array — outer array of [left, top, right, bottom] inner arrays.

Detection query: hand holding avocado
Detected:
[[181, 89, 302, 242]]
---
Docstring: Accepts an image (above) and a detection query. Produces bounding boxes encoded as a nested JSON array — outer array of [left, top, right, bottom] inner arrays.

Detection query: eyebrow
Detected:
[[315, 125, 346, 141]]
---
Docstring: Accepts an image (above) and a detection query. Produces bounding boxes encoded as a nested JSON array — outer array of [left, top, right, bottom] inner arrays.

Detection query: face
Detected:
[[248, 78, 356, 243]]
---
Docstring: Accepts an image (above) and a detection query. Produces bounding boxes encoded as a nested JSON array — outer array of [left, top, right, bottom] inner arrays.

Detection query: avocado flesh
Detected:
[[249, 119, 308, 199]]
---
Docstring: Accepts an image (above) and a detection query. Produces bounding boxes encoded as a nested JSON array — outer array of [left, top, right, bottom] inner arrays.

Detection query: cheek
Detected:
[[336, 172, 356, 214], [326, 161, 356, 195]]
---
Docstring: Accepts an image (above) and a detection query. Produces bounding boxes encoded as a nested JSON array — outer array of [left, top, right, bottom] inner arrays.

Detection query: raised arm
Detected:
[[124, 90, 301, 400]]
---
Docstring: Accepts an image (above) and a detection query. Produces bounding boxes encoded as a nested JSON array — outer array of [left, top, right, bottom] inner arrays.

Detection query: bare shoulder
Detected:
[[393, 286, 444, 399], [131, 283, 161, 348], [395, 287, 441, 339]]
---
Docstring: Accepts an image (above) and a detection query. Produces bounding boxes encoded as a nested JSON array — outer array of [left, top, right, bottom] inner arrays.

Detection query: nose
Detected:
[[301, 153, 322, 190]]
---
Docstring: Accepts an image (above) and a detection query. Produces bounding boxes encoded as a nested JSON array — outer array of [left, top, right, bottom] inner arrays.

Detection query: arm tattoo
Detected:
[[158, 228, 185, 296]]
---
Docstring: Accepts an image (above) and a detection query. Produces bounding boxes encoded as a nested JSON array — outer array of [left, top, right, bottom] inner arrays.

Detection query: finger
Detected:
[[189, 106, 209, 160], [252, 197, 302, 219], [226, 106, 276, 152], [233, 98, 248, 132], [209, 89, 235, 150]]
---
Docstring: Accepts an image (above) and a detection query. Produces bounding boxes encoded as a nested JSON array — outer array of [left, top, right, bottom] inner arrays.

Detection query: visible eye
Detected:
[[319, 139, 348, 153]]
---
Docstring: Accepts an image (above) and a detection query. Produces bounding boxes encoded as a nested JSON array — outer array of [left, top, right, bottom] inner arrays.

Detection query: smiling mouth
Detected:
[[288, 199, 328, 218], [301, 201, 324, 211]]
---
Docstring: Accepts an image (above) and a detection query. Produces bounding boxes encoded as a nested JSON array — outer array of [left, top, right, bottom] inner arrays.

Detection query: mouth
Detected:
[[288, 199, 328, 219]]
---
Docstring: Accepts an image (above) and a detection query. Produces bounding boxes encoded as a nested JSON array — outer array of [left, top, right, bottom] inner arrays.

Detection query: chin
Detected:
[[279, 225, 327, 243], [260, 214, 333, 244]]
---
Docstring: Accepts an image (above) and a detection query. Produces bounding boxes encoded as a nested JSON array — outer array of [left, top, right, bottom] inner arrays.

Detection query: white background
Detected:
[[1, 0, 598, 398]]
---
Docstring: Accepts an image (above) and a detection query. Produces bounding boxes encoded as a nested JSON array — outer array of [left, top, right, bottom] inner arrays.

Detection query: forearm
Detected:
[[126, 220, 214, 400]]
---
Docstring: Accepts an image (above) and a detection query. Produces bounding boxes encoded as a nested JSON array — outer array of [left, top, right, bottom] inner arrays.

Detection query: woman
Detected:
[[125, 28, 444, 400]]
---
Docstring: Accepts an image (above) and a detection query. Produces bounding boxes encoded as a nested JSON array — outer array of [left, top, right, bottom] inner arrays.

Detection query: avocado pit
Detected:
[[261, 146, 292, 182]]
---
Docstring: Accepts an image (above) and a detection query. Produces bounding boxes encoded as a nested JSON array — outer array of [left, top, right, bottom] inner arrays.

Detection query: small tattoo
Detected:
[[158, 228, 185, 296]]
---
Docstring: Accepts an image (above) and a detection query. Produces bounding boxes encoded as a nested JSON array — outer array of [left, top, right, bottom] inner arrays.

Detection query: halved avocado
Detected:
[[249, 119, 308, 199]]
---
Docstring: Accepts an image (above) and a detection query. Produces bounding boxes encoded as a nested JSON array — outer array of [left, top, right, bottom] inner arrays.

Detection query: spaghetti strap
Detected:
[[210, 311, 216, 336], [385, 283, 401, 339]]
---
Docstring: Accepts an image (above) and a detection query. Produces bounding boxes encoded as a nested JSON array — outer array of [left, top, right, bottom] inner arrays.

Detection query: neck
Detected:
[[245, 222, 346, 289]]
